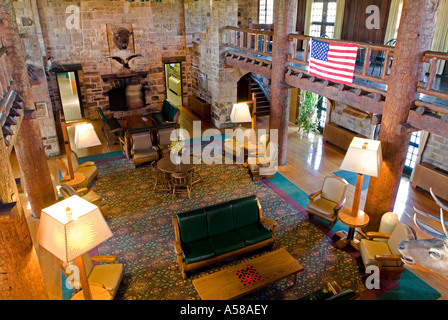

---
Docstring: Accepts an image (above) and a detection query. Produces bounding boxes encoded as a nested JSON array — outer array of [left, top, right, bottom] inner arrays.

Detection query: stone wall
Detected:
[[13, 0, 60, 157], [330, 101, 376, 138], [421, 134, 448, 172], [36, 0, 192, 120]]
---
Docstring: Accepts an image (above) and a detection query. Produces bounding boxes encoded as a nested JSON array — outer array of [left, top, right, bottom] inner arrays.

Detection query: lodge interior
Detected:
[[1, 0, 448, 302]]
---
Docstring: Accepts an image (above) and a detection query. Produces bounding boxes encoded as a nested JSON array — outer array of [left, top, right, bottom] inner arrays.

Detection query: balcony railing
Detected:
[[224, 26, 274, 57]]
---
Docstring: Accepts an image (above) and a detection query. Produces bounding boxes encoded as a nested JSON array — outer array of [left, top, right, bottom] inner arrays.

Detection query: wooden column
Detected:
[[0, 0, 55, 219], [269, 0, 297, 165], [363, 0, 441, 231]]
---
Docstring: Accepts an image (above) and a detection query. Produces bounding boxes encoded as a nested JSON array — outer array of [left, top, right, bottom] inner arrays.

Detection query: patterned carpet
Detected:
[[90, 149, 366, 300]]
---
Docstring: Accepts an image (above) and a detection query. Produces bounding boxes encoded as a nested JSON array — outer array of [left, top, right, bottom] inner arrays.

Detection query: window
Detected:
[[317, 97, 328, 131], [310, 0, 337, 38], [259, 0, 274, 24], [403, 131, 421, 176]]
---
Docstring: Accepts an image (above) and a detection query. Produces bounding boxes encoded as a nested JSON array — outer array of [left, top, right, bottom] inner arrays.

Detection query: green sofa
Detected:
[[96, 107, 123, 145], [172, 195, 277, 279], [152, 99, 180, 125]]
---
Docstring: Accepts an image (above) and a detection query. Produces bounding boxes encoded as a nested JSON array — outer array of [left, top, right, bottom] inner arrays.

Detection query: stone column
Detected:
[[364, 0, 441, 231], [269, 0, 297, 165]]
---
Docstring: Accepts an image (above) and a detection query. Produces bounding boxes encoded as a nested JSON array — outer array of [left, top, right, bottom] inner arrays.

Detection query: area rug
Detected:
[[333, 170, 371, 191], [87, 145, 365, 300]]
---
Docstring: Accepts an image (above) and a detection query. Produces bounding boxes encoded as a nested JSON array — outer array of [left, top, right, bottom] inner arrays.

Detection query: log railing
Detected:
[[224, 26, 274, 57], [0, 47, 13, 102], [287, 33, 395, 85], [419, 51, 448, 102]]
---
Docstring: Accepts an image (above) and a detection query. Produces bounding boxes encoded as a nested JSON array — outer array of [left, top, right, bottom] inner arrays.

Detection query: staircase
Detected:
[[250, 77, 270, 117]]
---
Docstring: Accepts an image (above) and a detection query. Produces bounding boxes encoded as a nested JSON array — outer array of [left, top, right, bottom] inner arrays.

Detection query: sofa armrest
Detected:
[[174, 240, 183, 256], [260, 216, 277, 234], [308, 190, 322, 200]]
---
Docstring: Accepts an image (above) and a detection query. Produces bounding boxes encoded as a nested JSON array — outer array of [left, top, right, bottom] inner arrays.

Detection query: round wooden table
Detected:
[[71, 285, 111, 300], [335, 209, 370, 250], [157, 156, 195, 174]]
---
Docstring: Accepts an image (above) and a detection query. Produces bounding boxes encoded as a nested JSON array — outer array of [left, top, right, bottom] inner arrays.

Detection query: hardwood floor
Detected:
[[17, 105, 448, 300]]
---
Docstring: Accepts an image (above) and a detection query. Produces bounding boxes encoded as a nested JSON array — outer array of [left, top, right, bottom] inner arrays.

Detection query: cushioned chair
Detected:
[[61, 253, 124, 299], [247, 142, 278, 180], [156, 126, 179, 157], [247, 133, 268, 158], [223, 128, 252, 163], [151, 99, 180, 125], [57, 151, 98, 188], [305, 176, 348, 229], [131, 131, 160, 166], [60, 184, 107, 212], [96, 107, 123, 145], [359, 222, 416, 280]]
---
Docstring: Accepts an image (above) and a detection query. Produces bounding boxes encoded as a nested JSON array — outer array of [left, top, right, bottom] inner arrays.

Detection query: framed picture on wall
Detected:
[[35, 102, 48, 118], [198, 71, 207, 90]]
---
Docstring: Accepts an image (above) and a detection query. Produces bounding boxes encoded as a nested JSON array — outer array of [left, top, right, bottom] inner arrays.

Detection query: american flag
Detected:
[[309, 39, 358, 85]]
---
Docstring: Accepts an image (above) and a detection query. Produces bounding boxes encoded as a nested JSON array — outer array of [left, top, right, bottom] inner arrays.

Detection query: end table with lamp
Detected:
[[334, 137, 382, 250]]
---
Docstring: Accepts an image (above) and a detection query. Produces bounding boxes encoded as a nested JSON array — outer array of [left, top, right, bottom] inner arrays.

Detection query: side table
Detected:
[[60, 173, 86, 189], [335, 209, 370, 250]]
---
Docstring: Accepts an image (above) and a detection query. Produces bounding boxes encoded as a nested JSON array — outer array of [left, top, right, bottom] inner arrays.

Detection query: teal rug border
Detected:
[[268, 171, 441, 300], [333, 170, 371, 191]]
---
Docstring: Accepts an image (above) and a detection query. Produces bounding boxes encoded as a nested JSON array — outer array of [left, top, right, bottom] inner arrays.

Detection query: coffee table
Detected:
[[192, 248, 303, 300]]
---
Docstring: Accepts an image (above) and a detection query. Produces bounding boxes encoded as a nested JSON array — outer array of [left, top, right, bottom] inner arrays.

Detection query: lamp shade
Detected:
[[230, 103, 252, 123], [35, 195, 112, 262], [339, 137, 383, 177], [74, 123, 101, 149]]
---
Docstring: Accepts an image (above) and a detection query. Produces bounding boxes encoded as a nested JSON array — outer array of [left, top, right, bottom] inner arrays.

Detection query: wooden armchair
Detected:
[[305, 176, 348, 229], [61, 253, 124, 299], [60, 184, 107, 212], [57, 151, 98, 188], [247, 142, 278, 180], [130, 131, 160, 166], [359, 222, 416, 280]]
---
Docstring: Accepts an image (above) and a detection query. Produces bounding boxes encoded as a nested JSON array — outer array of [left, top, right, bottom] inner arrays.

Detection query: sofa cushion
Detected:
[[177, 209, 208, 243], [236, 223, 272, 246], [232, 195, 259, 229], [206, 203, 234, 237], [182, 239, 215, 265], [307, 198, 337, 219], [208, 231, 245, 256], [162, 100, 179, 121]]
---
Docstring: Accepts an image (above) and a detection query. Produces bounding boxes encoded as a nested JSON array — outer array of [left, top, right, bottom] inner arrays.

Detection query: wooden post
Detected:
[[363, 0, 441, 231], [269, 0, 297, 165]]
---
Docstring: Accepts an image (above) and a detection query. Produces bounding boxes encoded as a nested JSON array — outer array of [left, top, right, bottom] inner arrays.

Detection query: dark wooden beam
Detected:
[[284, 72, 385, 114], [407, 110, 448, 139], [225, 55, 272, 78]]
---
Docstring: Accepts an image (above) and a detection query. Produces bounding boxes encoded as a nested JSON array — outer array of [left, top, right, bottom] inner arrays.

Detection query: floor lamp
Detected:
[[36, 195, 113, 300], [60, 112, 101, 182], [336, 137, 382, 248], [231, 93, 257, 144]]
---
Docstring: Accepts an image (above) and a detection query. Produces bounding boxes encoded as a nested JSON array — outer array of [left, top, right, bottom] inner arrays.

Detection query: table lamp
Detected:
[[74, 123, 101, 149], [61, 112, 101, 181], [339, 137, 383, 217], [35, 195, 112, 300], [230, 102, 252, 125]]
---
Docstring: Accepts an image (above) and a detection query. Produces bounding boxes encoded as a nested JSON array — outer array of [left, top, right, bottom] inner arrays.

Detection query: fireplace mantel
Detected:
[[101, 71, 148, 81]]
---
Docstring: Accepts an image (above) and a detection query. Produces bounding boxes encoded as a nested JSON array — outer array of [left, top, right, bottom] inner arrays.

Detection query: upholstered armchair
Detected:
[[60, 184, 107, 212], [156, 127, 178, 157], [57, 151, 98, 188], [247, 133, 268, 158], [61, 253, 124, 299], [224, 128, 252, 163], [359, 222, 416, 280], [247, 142, 278, 180], [131, 131, 160, 166], [305, 176, 348, 229]]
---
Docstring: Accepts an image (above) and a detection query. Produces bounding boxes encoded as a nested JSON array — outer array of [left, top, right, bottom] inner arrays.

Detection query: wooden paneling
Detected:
[[341, 0, 392, 44]]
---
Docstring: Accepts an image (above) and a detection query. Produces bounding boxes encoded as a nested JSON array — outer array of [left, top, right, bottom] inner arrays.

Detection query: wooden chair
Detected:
[[59, 184, 107, 212], [60, 253, 124, 299], [57, 151, 98, 188], [248, 142, 278, 180], [171, 171, 192, 199], [191, 165, 203, 185], [305, 176, 348, 229], [150, 161, 171, 192]]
